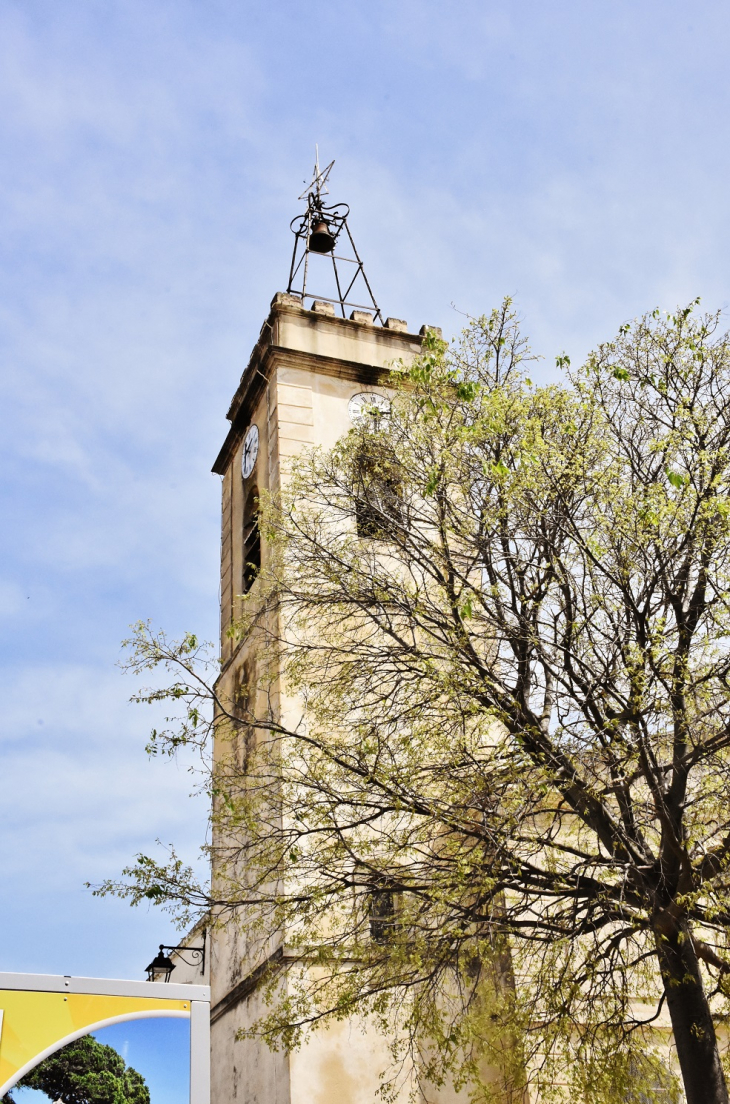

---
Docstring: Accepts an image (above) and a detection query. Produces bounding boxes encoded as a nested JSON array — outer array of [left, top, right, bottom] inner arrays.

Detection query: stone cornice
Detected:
[[212, 298, 426, 476]]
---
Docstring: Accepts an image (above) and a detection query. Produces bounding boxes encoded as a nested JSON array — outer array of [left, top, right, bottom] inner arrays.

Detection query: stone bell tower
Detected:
[[208, 162, 441, 1104]]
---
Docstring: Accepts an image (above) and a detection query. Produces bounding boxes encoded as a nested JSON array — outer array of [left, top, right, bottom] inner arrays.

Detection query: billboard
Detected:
[[0, 972, 210, 1104]]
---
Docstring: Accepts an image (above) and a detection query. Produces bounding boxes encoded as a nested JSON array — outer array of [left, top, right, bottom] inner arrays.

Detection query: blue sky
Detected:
[[2, 0, 730, 982]]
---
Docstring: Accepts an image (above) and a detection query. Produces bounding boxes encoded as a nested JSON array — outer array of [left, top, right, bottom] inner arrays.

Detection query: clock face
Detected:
[[348, 392, 391, 428], [241, 424, 259, 480]]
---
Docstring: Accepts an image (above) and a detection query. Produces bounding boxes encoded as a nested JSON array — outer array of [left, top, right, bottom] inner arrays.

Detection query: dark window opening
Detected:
[[242, 486, 261, 592], [353, 445, 404, 541], [369, 879, 399, 943]]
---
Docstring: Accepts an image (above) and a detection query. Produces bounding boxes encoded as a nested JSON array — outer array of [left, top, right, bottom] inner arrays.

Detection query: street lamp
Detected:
[[145, 933, 206, 982], [145, 946, 176, 983]]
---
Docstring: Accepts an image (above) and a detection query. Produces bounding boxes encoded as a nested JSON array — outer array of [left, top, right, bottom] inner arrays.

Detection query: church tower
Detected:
[[208, 163, 439, 1104]]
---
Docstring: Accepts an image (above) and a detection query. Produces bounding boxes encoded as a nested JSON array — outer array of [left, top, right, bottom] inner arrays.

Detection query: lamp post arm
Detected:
[[160, 931, 206, 975]]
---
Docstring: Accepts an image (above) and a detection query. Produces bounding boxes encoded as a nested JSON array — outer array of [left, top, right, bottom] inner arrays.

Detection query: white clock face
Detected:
[[348, 392, 391, 428], [241, 424, 259, 480]]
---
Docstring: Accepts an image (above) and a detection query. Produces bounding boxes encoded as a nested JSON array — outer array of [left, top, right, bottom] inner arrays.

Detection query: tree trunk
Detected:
[[655, 927, 728, 1104]]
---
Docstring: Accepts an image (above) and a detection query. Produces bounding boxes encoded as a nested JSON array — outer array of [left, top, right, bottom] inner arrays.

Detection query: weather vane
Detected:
[[286, 148, 383, 323], [298, 145, 334, 204]]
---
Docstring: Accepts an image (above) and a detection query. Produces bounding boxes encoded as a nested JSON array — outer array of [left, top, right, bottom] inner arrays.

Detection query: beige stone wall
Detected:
[[211, 983, 290, 1104], [289, 1017, 414, 1104]]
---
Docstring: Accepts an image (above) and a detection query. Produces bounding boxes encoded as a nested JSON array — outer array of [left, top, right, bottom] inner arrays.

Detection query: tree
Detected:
[[101, 300, 730, 1104], [8, 1035, 149, 1104]]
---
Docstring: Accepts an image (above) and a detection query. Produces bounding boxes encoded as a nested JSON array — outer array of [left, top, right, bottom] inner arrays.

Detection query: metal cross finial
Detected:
[[298, 144, 335, 203]]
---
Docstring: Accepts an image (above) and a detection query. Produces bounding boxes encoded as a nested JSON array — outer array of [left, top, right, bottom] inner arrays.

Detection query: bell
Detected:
[[309, 219, 335, 254]]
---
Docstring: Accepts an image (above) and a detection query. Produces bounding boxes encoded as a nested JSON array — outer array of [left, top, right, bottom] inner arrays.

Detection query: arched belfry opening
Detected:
[[242, 483, 260, 593], [286, 149, 384, 323]]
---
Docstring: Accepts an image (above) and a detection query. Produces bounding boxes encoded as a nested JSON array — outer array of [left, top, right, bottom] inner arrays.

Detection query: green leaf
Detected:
[[456, 381, 480, 401], [460, 596, 473, 620], [612, 367, 630, 381], [492, 460, 509, 478], [424, 469, 440, 496], [666, 468, 687, 489]]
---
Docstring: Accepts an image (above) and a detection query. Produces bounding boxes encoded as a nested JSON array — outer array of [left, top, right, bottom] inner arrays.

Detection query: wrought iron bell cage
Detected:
[[286, 156, 383, 323]]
